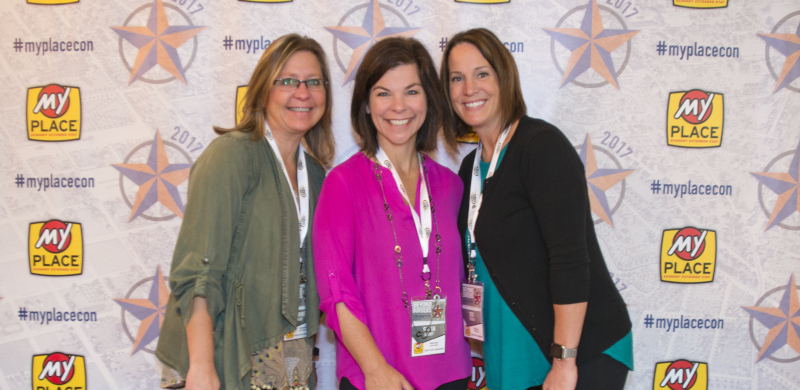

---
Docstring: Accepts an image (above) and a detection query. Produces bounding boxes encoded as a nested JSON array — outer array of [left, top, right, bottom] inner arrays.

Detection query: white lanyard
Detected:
[[466, 127, 509, 279], [376, 147, 433, 274], [265, 127, 309, 250]]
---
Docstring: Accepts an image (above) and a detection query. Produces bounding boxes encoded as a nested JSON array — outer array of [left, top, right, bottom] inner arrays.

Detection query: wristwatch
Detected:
[[550, 343, 578, 359]]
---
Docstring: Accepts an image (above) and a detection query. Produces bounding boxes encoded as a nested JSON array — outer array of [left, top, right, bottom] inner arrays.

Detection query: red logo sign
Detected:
[[664, 360, 697, 389], [653, 359, 708, 389], [27, 84, 81, 141], [32, 352, 87, 389], [35, 220, 73, 253], [39, 353, 76, 384], [33, 84, 72, 118], [468, 357, 486, 389], [29, 220, 84, 276], [675, 90, 714, 124], [667, 227, 707, 260]]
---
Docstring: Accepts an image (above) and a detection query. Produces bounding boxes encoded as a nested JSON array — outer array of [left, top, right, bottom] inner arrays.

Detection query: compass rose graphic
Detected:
[[325, 0, 421, 85]]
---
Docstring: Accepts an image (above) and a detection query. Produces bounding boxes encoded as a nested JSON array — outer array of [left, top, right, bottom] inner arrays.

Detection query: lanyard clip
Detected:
[[467, 263, 477, 284], [467, 243, 477, 284]]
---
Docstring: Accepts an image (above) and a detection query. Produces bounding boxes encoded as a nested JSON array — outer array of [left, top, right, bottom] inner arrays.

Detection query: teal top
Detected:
[[470, 145, 633, 390]]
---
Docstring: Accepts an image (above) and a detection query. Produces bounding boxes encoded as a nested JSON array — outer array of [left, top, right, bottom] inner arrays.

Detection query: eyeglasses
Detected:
[[273, 78, 328, 91]]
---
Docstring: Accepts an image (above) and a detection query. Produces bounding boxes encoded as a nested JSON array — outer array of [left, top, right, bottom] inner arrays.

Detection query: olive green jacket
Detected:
[[155, 131, 324, 390]]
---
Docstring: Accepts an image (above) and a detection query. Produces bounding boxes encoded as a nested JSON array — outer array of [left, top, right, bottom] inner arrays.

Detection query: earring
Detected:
[[366, 106, 370, 114]]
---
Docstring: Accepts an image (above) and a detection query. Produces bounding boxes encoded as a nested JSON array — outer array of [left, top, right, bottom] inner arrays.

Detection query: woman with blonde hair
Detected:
[[156, 33, 334, 390]]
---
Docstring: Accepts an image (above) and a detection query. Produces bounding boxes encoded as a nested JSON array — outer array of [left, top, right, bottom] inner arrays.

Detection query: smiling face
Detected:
[[447, 43, 502, 135], [369, 63, 427, 151], [265, 50, 326, 137]]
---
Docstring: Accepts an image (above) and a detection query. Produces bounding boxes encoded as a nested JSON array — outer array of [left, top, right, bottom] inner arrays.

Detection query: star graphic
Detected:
[[543, 0, 640, 89], [325, 0, 421, 85], [111, 0, 205, 85], [433, 305, 444, 318], [112, 130, 191, 221], [579, 134, 634, 228], [751, 139, 800, 230], [742, 274, 800, 363], [758, 19, 800, 93], [114, 266, 170, 355]]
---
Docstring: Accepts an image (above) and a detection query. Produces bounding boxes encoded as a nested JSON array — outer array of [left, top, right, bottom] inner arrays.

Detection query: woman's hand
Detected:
[[545, 302, 586, 390], [185, 364, 220, 390], [364, 362, 414, 390], [335, 303, 413, 390], [542, 359, 578, 390]]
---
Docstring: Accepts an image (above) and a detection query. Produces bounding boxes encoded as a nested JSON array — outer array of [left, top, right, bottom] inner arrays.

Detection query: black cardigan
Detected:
[[457, 116, 631, 366]]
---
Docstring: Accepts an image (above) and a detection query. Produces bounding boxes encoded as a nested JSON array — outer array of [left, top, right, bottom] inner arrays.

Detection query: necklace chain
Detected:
[[372, 155, 442, 320]]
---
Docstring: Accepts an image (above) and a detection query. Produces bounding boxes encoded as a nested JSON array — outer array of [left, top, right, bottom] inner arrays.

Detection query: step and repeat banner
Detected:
[[1, 0, 799, 389]]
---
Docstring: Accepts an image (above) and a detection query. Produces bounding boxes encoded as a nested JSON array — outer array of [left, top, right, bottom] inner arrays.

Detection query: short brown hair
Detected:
[[440, 28, 526, 139], [214, 34, 335, 165], [351, 37, 456, 156]]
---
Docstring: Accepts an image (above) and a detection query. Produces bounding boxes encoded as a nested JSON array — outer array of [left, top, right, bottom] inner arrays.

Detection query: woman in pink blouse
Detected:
[[313, 37, 472, 390]]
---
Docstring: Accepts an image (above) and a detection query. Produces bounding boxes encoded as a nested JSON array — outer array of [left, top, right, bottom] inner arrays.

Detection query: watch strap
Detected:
[[550, 343, 578, 359]]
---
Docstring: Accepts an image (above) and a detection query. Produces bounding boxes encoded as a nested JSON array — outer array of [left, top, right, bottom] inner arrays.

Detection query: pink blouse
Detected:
[[313, 152, 472, 390]]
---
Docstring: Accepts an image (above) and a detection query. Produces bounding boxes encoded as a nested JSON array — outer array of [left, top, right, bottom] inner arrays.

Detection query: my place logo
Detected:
[[236, 86, 247, 124], [456, 0, 509, 3], [666, 90, 723, 148], [653, 360, 708, 390], [27, 0, 78, 4], [660, 227, 716, 283], [28, 220, 83, 276], [467, 356, 486, 390], [31, 352, 86, 390], [27, 84, 81, 141], [457, 131, 480, 144], [673, 0, 727, 8]]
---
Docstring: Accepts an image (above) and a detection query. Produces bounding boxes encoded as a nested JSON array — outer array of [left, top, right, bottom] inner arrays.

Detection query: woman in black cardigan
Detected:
[[440, 28, 632, 390]]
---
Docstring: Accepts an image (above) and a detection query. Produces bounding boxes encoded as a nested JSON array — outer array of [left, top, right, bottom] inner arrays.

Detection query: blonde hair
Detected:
[[214, 34, 334, 165]]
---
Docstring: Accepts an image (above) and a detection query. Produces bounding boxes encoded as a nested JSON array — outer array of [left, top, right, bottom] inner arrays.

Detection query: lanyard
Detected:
[[372, 150, 442, 303], [466, 127, 509, 283], [265, 127, 309, 254], [376, 147, 433, 274]]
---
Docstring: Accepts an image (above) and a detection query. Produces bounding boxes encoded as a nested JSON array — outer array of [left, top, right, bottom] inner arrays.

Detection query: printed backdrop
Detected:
[[1, 0, 799, 389]]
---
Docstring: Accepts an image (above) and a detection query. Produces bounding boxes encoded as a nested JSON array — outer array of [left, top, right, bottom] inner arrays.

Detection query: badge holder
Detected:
[[410, 294, 446, 357], [461, 280, 484, 341], [461, 247, 484, 341]]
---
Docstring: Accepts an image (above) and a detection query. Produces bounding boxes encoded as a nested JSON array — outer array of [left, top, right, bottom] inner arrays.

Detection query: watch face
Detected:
[[550, 343, 564, 358]]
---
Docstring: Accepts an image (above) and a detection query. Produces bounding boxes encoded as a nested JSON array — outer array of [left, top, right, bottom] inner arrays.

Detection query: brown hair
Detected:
[[214, 34, 334, 165], [440, 28, 526, 138], [351, 37, 456, 156]]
